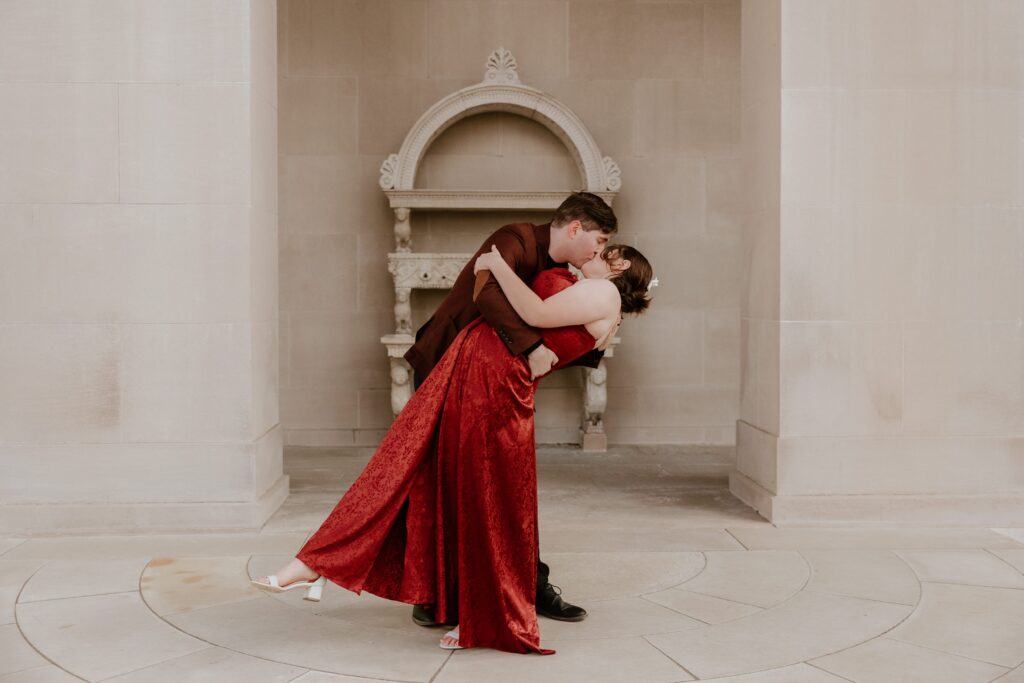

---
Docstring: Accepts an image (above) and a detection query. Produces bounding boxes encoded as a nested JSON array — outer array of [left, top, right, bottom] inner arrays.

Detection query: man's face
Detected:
[[566, 221, 612, 269]]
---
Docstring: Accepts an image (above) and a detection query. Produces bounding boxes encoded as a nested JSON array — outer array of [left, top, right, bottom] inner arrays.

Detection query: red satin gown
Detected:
[[296, 269, 595, 655]]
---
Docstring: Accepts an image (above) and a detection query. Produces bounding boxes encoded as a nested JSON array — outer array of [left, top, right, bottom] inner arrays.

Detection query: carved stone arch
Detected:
[[379, 48, 621, 193]]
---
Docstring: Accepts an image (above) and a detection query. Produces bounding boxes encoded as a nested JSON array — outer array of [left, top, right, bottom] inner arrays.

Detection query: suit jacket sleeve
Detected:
[[473, 227, 543, 357]]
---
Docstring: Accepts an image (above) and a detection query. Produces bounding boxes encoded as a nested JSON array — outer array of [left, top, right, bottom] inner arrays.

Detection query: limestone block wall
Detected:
[[0, 0, 285, 533], [734, 0, 1024, 525], [278, 0, 743, 447]]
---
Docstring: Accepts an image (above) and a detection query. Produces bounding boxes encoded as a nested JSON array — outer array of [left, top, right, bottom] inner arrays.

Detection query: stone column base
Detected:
[[730, 470, 1024, 527], [0, 475, 289, 536]]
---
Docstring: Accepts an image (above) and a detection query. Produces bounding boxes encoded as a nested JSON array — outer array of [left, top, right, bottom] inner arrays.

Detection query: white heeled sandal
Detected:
[[250, 574, 326, 602], [439, 628, 463, 650]]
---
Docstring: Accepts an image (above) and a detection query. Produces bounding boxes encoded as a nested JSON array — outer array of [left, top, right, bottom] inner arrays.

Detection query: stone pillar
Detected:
[[732, 0, 1024, 525], [0, 0, 286, 533]]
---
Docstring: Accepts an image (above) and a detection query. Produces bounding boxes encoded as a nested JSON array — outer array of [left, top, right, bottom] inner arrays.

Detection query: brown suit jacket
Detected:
[[404, 222, 603, 384]]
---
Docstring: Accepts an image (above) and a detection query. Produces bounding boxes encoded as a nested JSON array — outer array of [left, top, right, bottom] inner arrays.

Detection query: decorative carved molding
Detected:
[[387, 253, 471, 291], [603, 156, 622, 192], [484, 47, 520, 85]]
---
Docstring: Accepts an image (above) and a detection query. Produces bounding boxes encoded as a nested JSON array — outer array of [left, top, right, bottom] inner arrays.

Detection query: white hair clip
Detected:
[[647, 276, 659, 294]]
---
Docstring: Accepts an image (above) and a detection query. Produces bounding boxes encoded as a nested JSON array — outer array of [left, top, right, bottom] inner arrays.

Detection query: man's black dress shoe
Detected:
[[412, 603, 445, 627], [536, 582, 587, 622]]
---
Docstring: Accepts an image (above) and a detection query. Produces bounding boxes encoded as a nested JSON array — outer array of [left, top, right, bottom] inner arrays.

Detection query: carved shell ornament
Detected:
[[484, 47, 520, 84]]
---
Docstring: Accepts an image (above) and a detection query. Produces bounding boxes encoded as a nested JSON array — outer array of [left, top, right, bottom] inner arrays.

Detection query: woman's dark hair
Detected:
[[603, 244, 653, 315], [551, 191, 618, 234]]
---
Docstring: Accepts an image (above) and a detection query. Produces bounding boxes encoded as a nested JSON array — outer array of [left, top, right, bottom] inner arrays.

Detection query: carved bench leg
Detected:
[[389, 358, 413, 416], [394, 287, 412, 336], [581, 361, 608, 452]]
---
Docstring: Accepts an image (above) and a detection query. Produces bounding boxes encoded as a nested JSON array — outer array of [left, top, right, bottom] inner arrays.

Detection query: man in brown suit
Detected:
[[405, 192, 617, 627]]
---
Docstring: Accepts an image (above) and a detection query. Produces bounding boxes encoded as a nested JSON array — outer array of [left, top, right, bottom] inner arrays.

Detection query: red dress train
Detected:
[[295, 269, 595, 654]]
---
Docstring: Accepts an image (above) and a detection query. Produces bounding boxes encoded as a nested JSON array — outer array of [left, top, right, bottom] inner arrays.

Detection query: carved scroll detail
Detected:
[[603, 156, 622, 192], [379, 153, 399, 190]]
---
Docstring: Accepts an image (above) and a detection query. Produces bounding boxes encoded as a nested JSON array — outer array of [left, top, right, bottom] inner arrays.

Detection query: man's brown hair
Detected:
[[551, 191, 618, 234]]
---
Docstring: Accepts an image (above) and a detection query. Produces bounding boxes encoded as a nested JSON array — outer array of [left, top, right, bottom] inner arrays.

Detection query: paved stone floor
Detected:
[[3, 446, 1024, 682]]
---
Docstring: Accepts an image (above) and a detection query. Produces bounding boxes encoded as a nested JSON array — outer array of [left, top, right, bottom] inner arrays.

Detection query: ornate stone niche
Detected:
[[378, 48, 621, 450]]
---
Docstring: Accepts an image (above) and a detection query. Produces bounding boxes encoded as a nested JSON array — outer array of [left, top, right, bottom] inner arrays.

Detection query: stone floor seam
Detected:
[[722, 529, 750, 550], [425, 650, 453, 683], [664, 552, 709, 590], [804, 659, 859, 683], [640, 633, 700, 680], [879, 634, 1024, 671], [20, 589, 139, 606], [12, 562, 90, 682], [922, 579, 1024, 592], [0, 539, 27, 558], [984, 548, 1024, 577], [637, 594, 715, 627]]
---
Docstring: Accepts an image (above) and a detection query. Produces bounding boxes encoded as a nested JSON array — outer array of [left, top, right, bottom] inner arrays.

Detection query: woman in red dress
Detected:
[[252, 245, 654, 654]]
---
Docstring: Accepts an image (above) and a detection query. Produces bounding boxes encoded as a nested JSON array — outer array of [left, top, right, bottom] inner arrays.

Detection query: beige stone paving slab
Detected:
[[290, 673, 404, 683], [645, 590, 912, 679], [729, 527, 1024, 550], [260, 502, 336, 533], [801, 550, 921, 605], [312, 591, 429, 631], [2, 533, 309, 561], [15, 592, 207, 681], [537, 596, 703, 640], [165, 593, 448, 682], [0, 624, 47, 677], [540, 552, 706, 601], [141, 556, 264, 616], [994, 529, 1024, 544], [897, 550, 1024, 588], [539, 527, 744, 553], [995, 665, 1024, 682], [810, 636, 1010, 683], [677, 551, 808, 608], [102, 646, 305, 682], [698, 663, 849, 682], [434, 636, 693, 683], [0, 540, 26, 557], [988, 549, 1024, 574], [888, 582, 1024, 667], [19, 557, 149, 603], [0, 665, 80, 682], [643, 588, 763, 624], [0, 561, 48, 625]]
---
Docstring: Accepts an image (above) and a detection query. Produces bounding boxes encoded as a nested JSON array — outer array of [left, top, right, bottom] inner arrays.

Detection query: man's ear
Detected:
[[567, 219, 581, 238]]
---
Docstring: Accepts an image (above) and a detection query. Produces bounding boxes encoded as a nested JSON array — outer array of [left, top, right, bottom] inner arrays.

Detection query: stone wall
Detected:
[[734, 0, 1024, 525], [0, 0, 284, 533]]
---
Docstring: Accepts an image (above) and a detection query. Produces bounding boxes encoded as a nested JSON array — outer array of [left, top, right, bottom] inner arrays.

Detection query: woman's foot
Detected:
[[439, 627, 462, 650], [252, 558, 318, 589]]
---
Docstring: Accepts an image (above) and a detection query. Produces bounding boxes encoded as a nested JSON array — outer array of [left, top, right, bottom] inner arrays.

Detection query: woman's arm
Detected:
[[474, 246, 618, 328]]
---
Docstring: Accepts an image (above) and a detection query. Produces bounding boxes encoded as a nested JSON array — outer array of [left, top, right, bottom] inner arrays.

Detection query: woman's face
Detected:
[[580, 251, 625, 279]]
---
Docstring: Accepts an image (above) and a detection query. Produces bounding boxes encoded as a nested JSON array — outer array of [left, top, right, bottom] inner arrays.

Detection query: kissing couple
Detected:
[[253, 192, 654, 654]]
